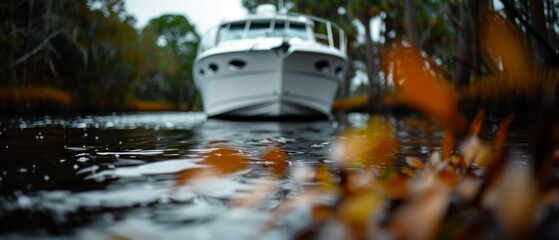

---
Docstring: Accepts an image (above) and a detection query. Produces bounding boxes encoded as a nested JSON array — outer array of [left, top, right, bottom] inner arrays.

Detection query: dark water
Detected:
[[0, 112, 537, 239]]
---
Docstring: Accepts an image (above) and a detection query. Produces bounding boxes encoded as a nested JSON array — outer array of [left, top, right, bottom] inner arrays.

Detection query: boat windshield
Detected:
[[219, 22, 245, 42], [217, 20, 309, 43]]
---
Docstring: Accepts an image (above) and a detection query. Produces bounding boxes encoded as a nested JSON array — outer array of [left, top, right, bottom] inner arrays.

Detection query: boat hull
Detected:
[[194, 47, 345, 118]]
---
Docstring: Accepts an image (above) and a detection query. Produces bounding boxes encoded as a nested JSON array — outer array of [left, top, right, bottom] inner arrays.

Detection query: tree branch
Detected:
[[499, 0, 558, 61], [10, 28, 66, 68]]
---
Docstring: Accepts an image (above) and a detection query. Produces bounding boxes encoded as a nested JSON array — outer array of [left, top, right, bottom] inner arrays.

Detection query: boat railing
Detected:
[[297, 13, 346, 55], [198, 12, 347, 56]]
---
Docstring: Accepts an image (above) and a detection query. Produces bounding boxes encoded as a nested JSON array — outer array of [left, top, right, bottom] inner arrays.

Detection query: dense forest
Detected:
[[1, 0, 558, 119], [0, 0, 199, 113]]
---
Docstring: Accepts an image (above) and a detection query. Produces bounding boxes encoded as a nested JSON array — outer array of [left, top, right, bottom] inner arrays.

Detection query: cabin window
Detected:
[[247, 22, 271, 39], [287, 23, 308, 40], [270, 22, 286, 38], [218, 22, 245, 42], [270, 22, 308, 40], [217, 20, 309, 43]]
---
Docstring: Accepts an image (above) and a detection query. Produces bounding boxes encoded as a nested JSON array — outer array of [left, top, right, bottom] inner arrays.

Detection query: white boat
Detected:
[[193, 4, 347, 118]]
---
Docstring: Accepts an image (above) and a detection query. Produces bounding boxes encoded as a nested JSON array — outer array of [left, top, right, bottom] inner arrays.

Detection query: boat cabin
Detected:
[[217, 19, 311, 43], [198, 13, 346, 55]]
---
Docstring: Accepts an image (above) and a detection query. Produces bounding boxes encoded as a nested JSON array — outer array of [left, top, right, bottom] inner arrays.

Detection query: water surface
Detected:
[[0, 112, 537, 239]]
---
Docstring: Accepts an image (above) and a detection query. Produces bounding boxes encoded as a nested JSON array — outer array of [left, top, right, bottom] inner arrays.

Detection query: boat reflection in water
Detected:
[[194, 4, 347, 119]]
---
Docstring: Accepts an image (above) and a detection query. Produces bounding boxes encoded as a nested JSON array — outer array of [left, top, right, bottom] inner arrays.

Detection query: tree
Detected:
[[405, 0, 420, 47], [453, 0, 481, 86], [143, 14, 199, 109], [346, 0, 382, 100]]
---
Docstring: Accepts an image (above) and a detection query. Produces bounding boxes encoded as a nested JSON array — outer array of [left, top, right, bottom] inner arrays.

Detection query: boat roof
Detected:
[[218, 13, 313, 26]]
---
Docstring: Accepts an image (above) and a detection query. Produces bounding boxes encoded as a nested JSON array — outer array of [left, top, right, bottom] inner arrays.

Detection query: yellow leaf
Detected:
[[374, 174, 409, 199], [334, 117, 397, 168], [338, 191, 383, 236], [315, 164, 338, 193], [473, 146, 493, 167]]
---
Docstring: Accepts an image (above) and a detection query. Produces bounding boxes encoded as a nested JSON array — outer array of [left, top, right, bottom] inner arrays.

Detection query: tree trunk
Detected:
[[530, 0, 547, 64], [364, 17, 378, 102], [340, 52, 354, 99], [503, 0, 516, 23], [453, 0, 480, 86], [405, 0, 419, 47]]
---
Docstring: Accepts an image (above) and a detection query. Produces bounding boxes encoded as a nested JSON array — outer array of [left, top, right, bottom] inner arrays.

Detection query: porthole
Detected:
[[229, 59, 247, 71], [209, 63, 219, 73], [315, 60, 330, 73], [335, 66, 343, 78]]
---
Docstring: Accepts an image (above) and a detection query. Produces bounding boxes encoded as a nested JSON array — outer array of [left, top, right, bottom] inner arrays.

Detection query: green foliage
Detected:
[[140, 14, 199, 108], [0, 0, 201, 111]]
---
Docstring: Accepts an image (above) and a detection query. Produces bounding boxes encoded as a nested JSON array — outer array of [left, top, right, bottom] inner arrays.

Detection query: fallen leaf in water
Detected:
[[232, 177, 278, 208], [315, 164, 339, 193], [460, 136, 482, 166], [470, 110, 485, 136], [389, 183, 450, 240], [338, 190, 383, 237], [427, 151, 445, 172], [483, 165, 539, 237], [401, 166, 416, 177], [374, 172, 409, 199], [493, 115, 514, 162], [312, 204, 334, 221], [334, 117, 396, 168], [261, 146, 290, 177], [406, 156, 425, 170], [201, 146, 249, 174], [441, 130, 454, 160], [438, 169, 459, 186]]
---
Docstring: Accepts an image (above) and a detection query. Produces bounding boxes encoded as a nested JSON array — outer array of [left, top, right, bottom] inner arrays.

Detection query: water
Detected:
[[0, 112, 538, 239]]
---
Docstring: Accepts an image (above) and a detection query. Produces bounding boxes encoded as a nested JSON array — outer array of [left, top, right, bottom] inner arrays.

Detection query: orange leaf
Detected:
[[441, 130, 454, 160], [406, 156, 424, 170], [438, 169, 459, 186], [494, 115, 514, 161], [481, 11, 536, 93], [470, 110, 485, 136], [387, 44, 465, 129], [311, 204, 333, 221], [401, 166, 416, 177], [201, 146, 249, 174], [261, 146, 290, 177]]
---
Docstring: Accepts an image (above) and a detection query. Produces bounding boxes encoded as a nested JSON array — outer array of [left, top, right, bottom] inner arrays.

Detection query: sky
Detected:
[[124, 0, 247, 34]]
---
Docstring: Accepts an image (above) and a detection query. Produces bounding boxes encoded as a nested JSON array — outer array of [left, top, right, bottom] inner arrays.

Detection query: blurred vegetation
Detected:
[[0, 0, 200, 114]]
